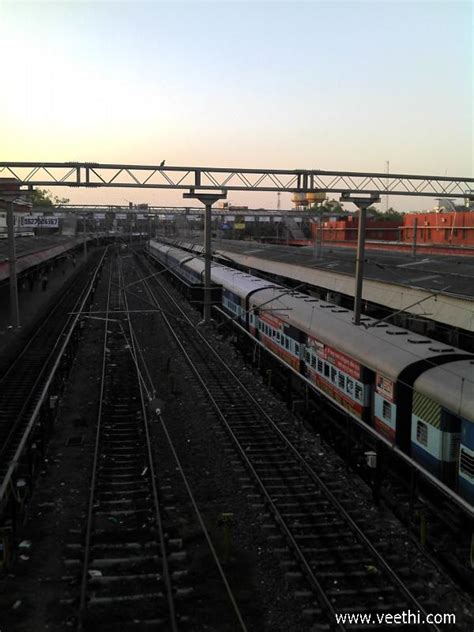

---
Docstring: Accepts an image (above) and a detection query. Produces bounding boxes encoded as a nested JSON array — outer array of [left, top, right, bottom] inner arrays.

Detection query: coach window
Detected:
[[330, 367, 337, 383], [305, 350, 310, 363], [416, 420, 428, 446], [294, 342, 300, 356], [311, 356, 317, 368], [346, 378, 354, 396], [382, 400, 392, 421], [460, 449, 474, 479], [355, 383, 363, 402], [285, 338, 290, 350], [338, 373, 345, 389], [324, 363, 330, 378]]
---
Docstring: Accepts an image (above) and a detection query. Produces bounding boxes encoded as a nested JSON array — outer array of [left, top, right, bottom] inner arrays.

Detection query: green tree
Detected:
[[310, 198, 345, 215], [31, 188, 70, 208], [31, 188, 54, 207], [366, 206, 403, 222]]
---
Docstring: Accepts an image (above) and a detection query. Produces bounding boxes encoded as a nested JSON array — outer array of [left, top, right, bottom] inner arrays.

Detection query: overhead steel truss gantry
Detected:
[[1, 161, 473, 329], [1, 161, 473, 199]]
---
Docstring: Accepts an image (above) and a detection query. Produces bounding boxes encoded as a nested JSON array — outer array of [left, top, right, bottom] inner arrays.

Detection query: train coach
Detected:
[[146, 240, 474, 506]]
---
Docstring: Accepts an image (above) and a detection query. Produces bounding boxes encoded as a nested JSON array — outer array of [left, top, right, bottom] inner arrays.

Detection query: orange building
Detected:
[[401, 211, 474, 246], [311, 215, 401, 242]]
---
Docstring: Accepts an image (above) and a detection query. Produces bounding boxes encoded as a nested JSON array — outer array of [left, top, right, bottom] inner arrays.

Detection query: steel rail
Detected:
[[140, 271, 343, 629], [117, 256, 250, 632], [77, 256, 113, 628], [152, 410, 250, 632], [117, 256, 179, 632], [124, 269, 249, 632], [138, 253, 440, 631], [214, 310, 474, 518], [0, 250, 107, 506], [0, 266, 87, 382], [0, 261, 100, 458], [153, 242, 474, 516]]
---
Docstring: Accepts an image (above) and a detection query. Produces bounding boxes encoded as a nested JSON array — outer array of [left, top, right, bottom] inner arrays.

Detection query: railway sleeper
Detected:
[[88, 572, 163, 591], [84, 593, 166, 619], [90, 554, 162, 567], [94, 508, 151, 517], [98, 488, 150, 498], [86, 617, 169, 632], [92, 541, 159, 552]]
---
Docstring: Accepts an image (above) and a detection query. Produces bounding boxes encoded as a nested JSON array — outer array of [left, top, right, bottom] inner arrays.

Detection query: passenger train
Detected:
[[146, 240, 474, 507]]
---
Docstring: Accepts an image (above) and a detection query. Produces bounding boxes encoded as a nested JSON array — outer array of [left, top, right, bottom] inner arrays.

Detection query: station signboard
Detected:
[[20, 216, 59, 228]]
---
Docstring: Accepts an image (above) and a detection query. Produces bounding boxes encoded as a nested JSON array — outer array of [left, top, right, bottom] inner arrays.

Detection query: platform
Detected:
[[0, 245, 92, 373], [178, 238, 474, 333], [0, 235, 92, 283]]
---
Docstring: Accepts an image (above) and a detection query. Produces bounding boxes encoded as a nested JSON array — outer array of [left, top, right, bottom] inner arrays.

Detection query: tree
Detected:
[[310, 198, 345, 215], [366, 205, 403, 222], [31, 188, 70, 208]]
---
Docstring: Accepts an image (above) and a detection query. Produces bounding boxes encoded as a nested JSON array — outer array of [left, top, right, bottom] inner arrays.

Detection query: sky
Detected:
[[0, 0, 472, 211]]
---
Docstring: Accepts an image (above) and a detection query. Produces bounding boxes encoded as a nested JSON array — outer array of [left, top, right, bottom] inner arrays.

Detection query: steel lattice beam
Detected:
[[0, 162, 473, 198]]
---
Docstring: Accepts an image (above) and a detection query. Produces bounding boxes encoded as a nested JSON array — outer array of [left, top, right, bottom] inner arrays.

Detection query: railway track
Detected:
[[134, 251, 443, 631], [0, 251, 105, 516], [77, 253, 189, 631]]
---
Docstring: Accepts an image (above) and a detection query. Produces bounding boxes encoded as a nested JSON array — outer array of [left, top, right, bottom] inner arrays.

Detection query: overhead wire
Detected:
[[154, 241, 474, 391]]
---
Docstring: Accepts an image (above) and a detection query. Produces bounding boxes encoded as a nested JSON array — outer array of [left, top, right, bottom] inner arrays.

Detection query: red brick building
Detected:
[[401, 211, 474, 246], [310, 215, 401, 242]]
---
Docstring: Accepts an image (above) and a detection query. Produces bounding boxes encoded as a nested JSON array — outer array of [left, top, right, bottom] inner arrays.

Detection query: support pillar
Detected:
[[340, 193, 380, 326], [203, 201, 212, 323], [7, 201, 20, 328], [353, 205, 367, 326], [183, 190, 227, 324], [412, 217, 418, 259], [83, 215, 87, 260]]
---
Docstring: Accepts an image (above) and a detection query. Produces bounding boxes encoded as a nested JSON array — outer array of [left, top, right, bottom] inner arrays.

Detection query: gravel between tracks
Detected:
[[1, 251, 472, 632]]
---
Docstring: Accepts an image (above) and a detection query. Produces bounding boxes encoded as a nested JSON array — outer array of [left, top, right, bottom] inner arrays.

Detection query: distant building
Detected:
[[310, 210, 474, 248], [310, 214, 401, 242], [402, 211, 474, 246]]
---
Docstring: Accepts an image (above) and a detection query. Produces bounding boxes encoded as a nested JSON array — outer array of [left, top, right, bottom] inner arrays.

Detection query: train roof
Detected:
[[413, 360, 474, 421], [211, 265, 280, 295], [151, 241, 280, 294], [151, 241, 474, 416], [247, 286, 472, 380]]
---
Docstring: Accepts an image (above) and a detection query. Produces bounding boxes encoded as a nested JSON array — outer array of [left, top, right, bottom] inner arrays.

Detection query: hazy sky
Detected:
[[1, 0, 472, 211]]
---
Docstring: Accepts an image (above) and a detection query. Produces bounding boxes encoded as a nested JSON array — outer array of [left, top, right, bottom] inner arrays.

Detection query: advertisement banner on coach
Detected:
[[308, 336, 361, 379], [376, 373, 394, 402], [260, 312, 283, 330]]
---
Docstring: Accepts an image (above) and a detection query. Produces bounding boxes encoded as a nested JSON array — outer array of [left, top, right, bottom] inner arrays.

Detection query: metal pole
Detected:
[[183, 190, 226, 325], [203, 202, 212, 324], [412, 217, 418, 259], [83, 215, 87, 260], [7, 201, 20, 328], [318, 215, 323, 258], [353, 205, 367, 325]]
